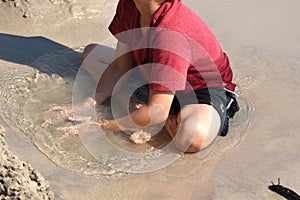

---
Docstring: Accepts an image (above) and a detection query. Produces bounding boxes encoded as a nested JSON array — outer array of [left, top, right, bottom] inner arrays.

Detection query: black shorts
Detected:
[[169, 88, 227, 135], [132, 86, 238, 136]]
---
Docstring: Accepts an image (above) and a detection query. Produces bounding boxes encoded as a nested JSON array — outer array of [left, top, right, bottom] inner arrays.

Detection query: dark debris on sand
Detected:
[[0, 125, 54, 200]]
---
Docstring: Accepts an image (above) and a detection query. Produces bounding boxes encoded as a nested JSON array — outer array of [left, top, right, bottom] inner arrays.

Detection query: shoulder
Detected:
[[160, 3, 207, 34], [113, 0, 137, 22], [109, 0, 138, 40], [116, 0, 136, 13]]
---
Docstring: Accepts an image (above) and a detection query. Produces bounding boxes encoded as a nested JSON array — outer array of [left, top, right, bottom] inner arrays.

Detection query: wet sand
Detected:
[[0, 0, 300, 199], [0, 125, 54, 199]]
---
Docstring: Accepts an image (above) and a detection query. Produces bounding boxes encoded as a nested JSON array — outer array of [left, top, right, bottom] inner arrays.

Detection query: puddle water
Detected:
[[0, 47, 254, 179], [196, 96, 254, 161]]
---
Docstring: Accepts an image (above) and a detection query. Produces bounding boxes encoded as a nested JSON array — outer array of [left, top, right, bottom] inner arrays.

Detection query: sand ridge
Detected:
[[0, 125, 54, 199]]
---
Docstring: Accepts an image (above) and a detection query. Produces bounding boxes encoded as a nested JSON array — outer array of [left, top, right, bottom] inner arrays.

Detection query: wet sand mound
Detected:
[[0, 125, 54, 199]]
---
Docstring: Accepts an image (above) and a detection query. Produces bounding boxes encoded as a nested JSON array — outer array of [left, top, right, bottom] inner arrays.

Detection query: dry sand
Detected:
[[0, 0, 299, 199]]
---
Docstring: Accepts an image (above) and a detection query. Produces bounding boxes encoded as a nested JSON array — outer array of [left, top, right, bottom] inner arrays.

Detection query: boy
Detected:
[[76, 0, 238, 153]]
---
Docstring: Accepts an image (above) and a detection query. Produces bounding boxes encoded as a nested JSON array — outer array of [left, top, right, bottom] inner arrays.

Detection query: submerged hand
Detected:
[[56, 121, 100, 135], [44, 104, 72, 117], [99, 119, 120, 132], [100, 120, 151, 144], [129, 130, 151, 144], [56, 125, 80, 135], [45, 97, 97, 119]]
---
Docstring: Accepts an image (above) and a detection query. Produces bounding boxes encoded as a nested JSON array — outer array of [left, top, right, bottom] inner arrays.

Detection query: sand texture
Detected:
[[0, 125, 54, 199]]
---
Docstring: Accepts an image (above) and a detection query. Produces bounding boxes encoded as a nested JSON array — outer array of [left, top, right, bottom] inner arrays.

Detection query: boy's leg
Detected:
[[46, 44, 114, 119], [81, 43, 115, 81], [165, 104, 221, 153]]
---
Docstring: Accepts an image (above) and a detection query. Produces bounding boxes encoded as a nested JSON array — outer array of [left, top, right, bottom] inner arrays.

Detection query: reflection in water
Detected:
[[0, 48, 254, 178]]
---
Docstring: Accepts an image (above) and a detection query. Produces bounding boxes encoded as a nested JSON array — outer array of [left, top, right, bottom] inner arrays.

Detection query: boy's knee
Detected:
[[174, 124, 209, 153], [81, 43, 98, 64], [183, 141, 203, 153]]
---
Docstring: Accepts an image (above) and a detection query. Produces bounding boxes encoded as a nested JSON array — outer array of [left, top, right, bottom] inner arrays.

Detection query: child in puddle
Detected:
[[50, 0, 239, 153]]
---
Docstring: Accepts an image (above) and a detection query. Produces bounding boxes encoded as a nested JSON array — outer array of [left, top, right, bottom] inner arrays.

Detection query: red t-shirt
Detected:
[[108, 0, 236, 92]]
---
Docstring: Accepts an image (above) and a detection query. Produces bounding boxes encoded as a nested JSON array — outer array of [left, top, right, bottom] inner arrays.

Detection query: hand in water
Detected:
[[47, 96, 152, 144], [56, 125, 80, 135], [129, 130, 151, 144], [56, 121, 100, 135], [99, 120, 152, 144], [99, 119, 120, 132], [45, 97, 97, 118], [57, 115, 152, 144], [44, 105, 72, 118], [56, 117, 100, 135], [45, 97, 98, 134]]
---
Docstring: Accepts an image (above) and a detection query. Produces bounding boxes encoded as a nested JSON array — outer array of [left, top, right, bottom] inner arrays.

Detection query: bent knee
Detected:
[[179, 135, 205, 153], [183, 142, 203, 153], [174, 125, 217, 153], [81, 43, 98, 64]]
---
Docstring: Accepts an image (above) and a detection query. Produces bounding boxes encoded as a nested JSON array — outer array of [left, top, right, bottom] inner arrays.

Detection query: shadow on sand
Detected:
[[0, 33, 81, 77]]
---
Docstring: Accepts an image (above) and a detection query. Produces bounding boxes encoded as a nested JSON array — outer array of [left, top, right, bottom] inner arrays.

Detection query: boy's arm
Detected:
[[100, 89, 174, 132]]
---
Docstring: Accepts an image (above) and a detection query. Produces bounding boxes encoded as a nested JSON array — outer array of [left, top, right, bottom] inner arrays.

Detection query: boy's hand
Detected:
[[99, 119, 120, 132], [45, 97, 97, 118], [129, 130, 151, 144], [44, 104, 72, 118]]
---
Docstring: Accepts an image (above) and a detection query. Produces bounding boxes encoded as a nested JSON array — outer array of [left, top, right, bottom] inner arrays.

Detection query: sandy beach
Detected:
[[0, 0, 299, 199]]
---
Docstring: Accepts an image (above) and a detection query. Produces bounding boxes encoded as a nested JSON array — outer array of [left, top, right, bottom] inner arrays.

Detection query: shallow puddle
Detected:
[[0, 47, 254, 179]]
